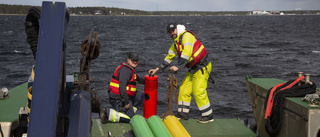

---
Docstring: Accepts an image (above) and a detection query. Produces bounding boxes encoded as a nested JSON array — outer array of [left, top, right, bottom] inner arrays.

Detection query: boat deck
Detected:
[[92, 118, 257, 137], [1, 82, 257, 137], [0, 82, 27, 123]]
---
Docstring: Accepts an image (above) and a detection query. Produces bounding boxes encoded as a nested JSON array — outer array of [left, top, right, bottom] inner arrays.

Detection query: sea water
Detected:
[[1, 15, 320, 127]]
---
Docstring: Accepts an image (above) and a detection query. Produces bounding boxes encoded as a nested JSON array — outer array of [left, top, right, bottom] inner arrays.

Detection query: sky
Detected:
[[1, 0, 320, 11]]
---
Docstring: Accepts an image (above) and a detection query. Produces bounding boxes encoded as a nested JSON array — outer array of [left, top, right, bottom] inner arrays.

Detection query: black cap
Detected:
[[167, 23, 176, 32], [128, 52, 139, 61]]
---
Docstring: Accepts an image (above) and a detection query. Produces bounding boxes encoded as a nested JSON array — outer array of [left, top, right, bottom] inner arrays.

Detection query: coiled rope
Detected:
[[264, 76, 317, 137], [25, 7, 41, 59], [161, 70, 178, 119]]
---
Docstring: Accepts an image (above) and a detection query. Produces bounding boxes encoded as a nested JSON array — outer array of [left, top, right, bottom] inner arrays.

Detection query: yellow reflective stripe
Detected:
[[115, 111, 120, 122], [108, 109, 113, 122], [164, 58, 172, 64], [183, 42, 193, 48], [199, 103, 210, 111], [111, 109, 117, 122], [180, 33, 196, 58], [27, 103, 30, 113], [128, 87, 136, 92], [202, 109, 213, 116], [110, 82, 119, 88], [31, 65, 35, 81], [110, 109, 130, 122], [133, 107, 137, 113], [111, 82, 136, 92], [181, 54, 190, 60], [183, 108, 190, 113], [28, 87, 32, 100], [194, 45, 204, 57], [168, 49, 175, 55], [119, 112, 130, 119], [178, 101, 191, 106], [28, 91, 32, 100], [178, 108, 190, 113], [165, 43, 177, 62]]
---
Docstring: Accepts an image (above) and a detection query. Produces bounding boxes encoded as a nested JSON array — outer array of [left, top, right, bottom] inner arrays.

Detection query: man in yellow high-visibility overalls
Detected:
[[149, 23, 214, 123]]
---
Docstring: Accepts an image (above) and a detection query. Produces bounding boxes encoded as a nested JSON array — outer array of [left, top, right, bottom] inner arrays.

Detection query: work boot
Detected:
[[197, 115, 214, 123], [176, 112, 189, 120], [100, 107, 108, 124]]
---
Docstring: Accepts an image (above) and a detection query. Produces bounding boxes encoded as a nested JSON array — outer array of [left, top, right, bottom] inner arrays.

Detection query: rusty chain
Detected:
[[161, 69, 178, 119]]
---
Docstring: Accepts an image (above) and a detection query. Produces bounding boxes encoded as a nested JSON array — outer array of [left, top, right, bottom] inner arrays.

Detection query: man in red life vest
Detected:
[[101, 52, 145, 123], [149, 23, 214, 123]]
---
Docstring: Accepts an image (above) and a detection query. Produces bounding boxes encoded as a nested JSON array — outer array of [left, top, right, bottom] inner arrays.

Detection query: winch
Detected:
[[0, 87, 9, 99]]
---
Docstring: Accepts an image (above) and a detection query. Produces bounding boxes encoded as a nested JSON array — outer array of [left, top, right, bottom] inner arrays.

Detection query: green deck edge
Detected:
[[246, 77, 286, 90], [0, 82, 27, 122], [92, 118, 257, 137], [286, 97, 320, 109]]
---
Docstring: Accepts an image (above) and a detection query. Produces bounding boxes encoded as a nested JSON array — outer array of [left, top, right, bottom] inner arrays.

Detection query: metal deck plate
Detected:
[[0, 82, 27, 122], [92, 118, 256, 137]]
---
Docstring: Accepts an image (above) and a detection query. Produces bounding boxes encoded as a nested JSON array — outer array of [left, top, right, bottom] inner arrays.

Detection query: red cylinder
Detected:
[[144, 75, 158, 119]]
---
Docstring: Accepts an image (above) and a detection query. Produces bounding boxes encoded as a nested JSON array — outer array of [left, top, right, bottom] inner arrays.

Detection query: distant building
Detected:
[[252, 10, 262, 15], [305, 11, 311, 15], [94, 10, 102, 15], [252, 10, 271, 15], [270, 11, 280, 14]]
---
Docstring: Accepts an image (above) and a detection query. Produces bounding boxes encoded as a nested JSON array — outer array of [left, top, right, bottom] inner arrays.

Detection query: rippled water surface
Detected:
[[1, 15, 320, 127]]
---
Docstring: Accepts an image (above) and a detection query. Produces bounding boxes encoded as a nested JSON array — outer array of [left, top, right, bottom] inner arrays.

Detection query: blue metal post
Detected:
[[27, 2, 69, 137], [68, 90, 92, 137]]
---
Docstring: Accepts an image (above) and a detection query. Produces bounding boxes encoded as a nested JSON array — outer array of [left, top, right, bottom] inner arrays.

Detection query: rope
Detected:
[[25, 7, 41, 59], [264, 78, 317, 137], [161, 70, 178, 119]]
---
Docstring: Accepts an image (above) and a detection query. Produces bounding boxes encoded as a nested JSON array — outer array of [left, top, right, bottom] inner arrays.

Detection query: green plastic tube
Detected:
[[130, 115, 155, 137], [147, 115, 172, 137]]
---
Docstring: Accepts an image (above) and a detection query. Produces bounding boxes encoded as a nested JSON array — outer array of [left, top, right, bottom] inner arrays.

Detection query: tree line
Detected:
[[0, 4, 319, 16]]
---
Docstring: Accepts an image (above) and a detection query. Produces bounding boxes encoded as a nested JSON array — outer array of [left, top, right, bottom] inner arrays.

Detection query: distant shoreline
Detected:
[[1, 14, 319, 17], [1, 4, 320, 16]]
